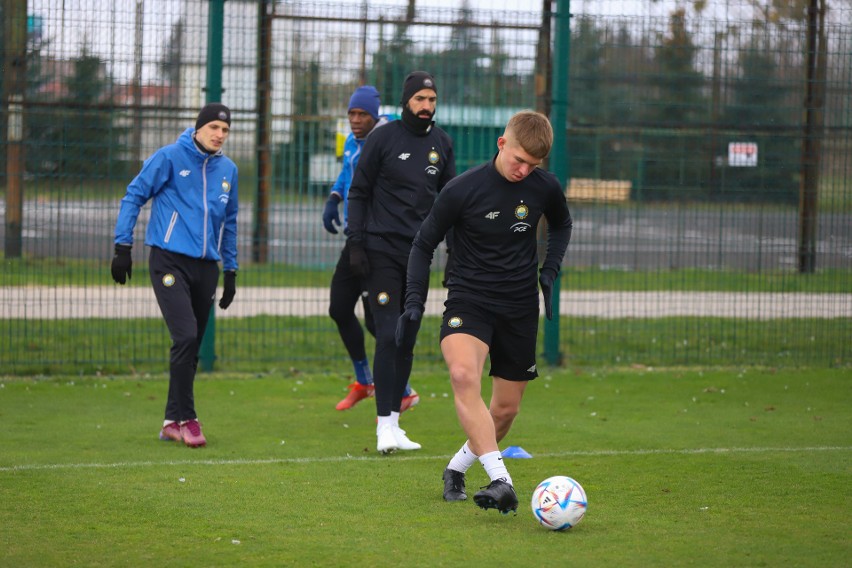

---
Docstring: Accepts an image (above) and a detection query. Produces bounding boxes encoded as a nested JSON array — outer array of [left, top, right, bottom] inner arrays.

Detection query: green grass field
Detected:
[[1, 367, 849, 566], [3, 255, 850, 292], [3, 315, 850, 375]]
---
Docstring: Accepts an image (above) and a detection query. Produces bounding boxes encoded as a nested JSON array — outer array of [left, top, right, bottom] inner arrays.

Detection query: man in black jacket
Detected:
[[397, 111, 573, 513], [346, 71, 456, 454]]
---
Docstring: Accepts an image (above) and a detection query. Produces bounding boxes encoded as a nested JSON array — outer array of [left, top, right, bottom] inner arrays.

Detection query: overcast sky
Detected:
[[30, 0, 843, 84]]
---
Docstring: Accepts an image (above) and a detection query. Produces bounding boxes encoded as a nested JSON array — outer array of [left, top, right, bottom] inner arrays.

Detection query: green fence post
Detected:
[[543, 0, 571, 366], [199, 0, 226, 372]]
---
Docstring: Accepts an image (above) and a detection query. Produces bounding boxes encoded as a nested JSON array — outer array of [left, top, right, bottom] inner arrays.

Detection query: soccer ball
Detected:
[[531, 476, 588, 531]]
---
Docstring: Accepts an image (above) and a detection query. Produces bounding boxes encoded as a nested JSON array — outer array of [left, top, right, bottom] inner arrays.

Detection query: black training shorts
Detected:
[[439, 296, 540, 381]]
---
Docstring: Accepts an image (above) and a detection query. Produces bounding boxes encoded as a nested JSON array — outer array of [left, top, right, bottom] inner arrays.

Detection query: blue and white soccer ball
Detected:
[[531, 475, 588, 531]]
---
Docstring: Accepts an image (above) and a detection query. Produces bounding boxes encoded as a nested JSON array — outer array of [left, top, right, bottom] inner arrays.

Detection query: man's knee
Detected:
[[448, 363, 480, 392], [171, 333, 199, 364], [328, 302, 351, 324], [491, 402, 520, 426]]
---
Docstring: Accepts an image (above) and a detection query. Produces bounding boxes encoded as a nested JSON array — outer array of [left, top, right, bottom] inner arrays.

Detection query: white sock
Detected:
[[447, 441, 478, 473], [390, 411, 400, 427], [479, 450, 513, 486], [377, 415, 393, 433], [163, 420, 176, 428]]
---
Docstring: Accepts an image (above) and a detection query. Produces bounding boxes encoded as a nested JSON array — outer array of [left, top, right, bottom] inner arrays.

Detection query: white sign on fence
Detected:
[[728, 142, 758, 167]]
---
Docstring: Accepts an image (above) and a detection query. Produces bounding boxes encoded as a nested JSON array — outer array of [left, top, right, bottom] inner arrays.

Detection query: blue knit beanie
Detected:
[[348, 86, 381, 121]]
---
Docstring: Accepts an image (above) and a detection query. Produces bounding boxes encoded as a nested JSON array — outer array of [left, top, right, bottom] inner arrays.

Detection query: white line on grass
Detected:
[[1, 445, 849, 473]]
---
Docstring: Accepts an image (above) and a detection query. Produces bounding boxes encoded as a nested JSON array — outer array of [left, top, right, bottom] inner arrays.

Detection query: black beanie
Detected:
[[195, 103, 231, 131], [400, 71, 437, 105]]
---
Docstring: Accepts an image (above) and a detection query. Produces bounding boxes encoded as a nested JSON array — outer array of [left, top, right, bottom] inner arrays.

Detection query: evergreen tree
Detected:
[[643, 9, 710, 200], [26, 46, 117, 178], [719, 46, 800, 203]]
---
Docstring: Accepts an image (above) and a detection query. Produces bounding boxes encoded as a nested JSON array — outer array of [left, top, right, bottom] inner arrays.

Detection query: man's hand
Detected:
[[349, 242, 370, 279], [219, 271, 236, 309], [539, 268, 557, 321], [111, 244, 132, 284], [395, 306, 423, 349], [322, 194, 342, 234]]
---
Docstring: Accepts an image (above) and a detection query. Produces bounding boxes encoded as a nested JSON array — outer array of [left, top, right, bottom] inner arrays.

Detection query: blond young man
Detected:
[[397, 111, 573, 512]]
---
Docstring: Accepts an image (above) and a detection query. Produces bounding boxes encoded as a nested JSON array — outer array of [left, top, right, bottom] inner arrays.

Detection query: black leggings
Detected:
[[149, 246, 219, 421], [329, 242, 375, 361], [363, 250, 421, 416]]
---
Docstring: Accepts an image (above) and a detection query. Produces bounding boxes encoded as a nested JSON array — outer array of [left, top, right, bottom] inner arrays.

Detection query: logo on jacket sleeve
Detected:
[[222, 180, 231, 192], [428, 150, 440, 164]]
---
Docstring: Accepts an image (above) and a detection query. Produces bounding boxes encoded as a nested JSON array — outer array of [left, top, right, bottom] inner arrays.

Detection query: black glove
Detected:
[[322, 193, 342, 234], [539, 268, 557, 321], [111, 244, 132, 284], [349, 242, 370, 279], [395, 306, 423, 349], [219, 270, 236, 310]]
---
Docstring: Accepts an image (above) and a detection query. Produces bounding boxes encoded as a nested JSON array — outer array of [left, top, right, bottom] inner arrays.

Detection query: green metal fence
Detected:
[[1, 0, 850, 375]]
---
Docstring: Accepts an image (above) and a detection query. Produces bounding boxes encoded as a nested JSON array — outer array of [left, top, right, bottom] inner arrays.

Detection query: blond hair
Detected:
[[504, 110, 554, 160]]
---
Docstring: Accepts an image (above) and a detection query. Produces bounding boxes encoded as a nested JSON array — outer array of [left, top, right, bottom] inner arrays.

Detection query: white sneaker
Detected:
[[392, 425, 421, 451], [377, 423, 398, 454]]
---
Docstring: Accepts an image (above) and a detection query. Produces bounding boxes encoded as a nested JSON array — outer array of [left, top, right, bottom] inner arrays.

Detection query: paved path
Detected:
[[3, 287, 850, 320]]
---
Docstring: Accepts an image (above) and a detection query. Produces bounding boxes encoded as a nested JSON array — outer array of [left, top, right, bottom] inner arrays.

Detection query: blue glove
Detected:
[[322, 194, 342, 234], [539, 268, 557, 321], [395, 306, 423, 349]]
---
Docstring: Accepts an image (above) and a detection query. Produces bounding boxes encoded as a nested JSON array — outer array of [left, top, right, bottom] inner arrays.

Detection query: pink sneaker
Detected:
[[335, 382, 375, 410], [180, 419, 207, 447], [159, 421, 182, 442], [400, 389, 420, 413]]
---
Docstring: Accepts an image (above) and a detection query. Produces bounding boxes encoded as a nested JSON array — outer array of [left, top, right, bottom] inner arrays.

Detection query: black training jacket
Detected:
[[406, 157, 573, 311], [347, 119, 455, 257]]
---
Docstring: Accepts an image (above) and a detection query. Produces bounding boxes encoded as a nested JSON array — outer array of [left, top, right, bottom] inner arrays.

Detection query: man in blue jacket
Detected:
[[111, 103, 239, 448], [322, 86, 419, 413]]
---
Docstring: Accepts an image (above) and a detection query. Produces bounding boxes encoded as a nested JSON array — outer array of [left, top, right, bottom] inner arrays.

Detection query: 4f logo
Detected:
[[398, 153, 411, 160], [179, 170, 191, 177], [485, 211, 500, 220]]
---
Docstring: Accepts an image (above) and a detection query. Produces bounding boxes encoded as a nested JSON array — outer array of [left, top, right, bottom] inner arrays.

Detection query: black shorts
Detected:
[[439, 296, 539, 382]]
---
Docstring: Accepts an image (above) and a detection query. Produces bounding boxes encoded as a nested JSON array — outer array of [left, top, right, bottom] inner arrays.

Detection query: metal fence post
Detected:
[[199, 0, 226, 372], [3, 0, 27, 259], [543, 0, 571, 366]]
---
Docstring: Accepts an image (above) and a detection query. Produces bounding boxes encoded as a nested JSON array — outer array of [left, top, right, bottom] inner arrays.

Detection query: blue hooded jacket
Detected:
[[114, 127, 239, 271], [329, 115, 393, 228]]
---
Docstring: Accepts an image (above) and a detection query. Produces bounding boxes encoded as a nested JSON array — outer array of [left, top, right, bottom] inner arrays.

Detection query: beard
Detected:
[[401, 105, 434, 132]]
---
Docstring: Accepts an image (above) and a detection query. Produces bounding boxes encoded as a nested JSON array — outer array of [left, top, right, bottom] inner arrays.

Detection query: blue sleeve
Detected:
[[114, 149, 171, 245], [330, 134, 356, 201], [221, 168, 239, 271]]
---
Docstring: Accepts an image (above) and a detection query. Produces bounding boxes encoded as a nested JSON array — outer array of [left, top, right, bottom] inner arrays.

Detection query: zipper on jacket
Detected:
[[201, 156, 210, 258]]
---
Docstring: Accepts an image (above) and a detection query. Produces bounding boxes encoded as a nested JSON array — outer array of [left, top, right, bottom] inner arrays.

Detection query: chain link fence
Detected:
[[1, 0, 850, 374]]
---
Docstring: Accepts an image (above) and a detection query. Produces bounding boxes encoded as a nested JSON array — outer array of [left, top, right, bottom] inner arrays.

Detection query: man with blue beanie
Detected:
[[323, 85, 420, 412]]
